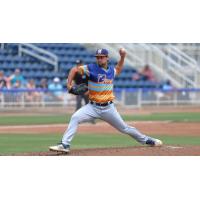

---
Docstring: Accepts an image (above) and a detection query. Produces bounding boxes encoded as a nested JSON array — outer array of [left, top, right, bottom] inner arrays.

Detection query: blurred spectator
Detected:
[[0, 71, 9, 89], [9, 69, 26, 87], [133, 64, 156, 82], [0, 70, 8, 103], [162, 80, 173, 91], [132, 72, 141, 81], [162, 79, 174, 99], [156, 80, 174, 100], [12, 80, 24, 103], [13, 80, 23, 89], [48, 77, 64, 101], [38, 78, 51, 102], [39, 78, 48, 90], [141, 65, 155, 81], [26, 79, 41, 102]]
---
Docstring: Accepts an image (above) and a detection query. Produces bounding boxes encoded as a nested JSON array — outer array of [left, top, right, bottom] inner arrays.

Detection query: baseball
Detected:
[[119, 48, 126, 57], [120, 48, 126, 53]]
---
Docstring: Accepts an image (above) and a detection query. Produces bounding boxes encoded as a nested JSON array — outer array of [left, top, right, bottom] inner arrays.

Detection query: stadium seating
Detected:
[[0, 43, 161, 88]]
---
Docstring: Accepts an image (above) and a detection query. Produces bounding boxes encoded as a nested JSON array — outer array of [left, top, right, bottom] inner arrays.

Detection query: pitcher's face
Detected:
[[96, 56, 108, 66]]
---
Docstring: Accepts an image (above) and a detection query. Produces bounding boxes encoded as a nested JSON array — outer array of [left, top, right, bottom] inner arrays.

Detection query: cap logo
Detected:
[[98, 49, 102, 54]]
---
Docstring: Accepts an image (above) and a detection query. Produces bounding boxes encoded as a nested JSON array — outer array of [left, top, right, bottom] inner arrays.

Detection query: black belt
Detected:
[[90, 101, 113, 107]]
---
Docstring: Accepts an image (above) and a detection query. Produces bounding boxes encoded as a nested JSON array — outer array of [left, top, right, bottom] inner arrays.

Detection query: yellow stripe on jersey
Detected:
[[88, 80, 113, 90]]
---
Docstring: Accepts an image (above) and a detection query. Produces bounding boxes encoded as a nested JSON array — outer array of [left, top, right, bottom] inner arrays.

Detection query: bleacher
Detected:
[[0, 43, 161, 88]]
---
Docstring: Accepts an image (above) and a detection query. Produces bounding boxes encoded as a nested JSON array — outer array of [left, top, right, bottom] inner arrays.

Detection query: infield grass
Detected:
[[0, 112, 200, 125], [0, 133, 200, 155]]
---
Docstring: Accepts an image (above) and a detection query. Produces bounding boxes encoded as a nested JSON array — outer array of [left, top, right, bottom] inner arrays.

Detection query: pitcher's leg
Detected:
[[76, 95, 82, 111], [101, 104, 148, 144], [83, 94, 89, 105], [62, 104, 99, 146]]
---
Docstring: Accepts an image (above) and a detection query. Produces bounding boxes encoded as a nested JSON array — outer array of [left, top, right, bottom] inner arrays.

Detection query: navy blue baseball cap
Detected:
[[95, 49, 109, 57]]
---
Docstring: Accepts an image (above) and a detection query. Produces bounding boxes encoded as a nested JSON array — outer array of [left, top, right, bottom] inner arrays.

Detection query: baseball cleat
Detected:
[[146, 138, 163, 147], [49, 143, 70, 153]]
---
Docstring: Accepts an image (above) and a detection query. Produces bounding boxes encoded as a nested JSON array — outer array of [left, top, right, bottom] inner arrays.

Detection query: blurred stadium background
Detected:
[[0, 43, 200, 109]]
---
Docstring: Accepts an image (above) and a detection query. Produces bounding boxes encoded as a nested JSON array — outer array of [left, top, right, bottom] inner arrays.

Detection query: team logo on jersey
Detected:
[[98, 74, 113, 84], [98, 74, 106, 82]]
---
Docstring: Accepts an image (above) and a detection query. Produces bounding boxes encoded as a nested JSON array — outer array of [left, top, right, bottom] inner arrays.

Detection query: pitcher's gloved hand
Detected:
[[68, 83, 88, 95]]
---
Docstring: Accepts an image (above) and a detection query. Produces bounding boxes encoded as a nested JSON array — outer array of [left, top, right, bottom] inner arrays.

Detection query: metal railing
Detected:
[[18, 43, 59, 72], [159, 44, 200, 66], [145, 44, 198, 87], [166, 44, 197, 66], [0, 89, 75, 108], [159, 44, 200, 86], [83, 43, 200, 88], [1, 88, 200, 109], [115, 88, 200, 108]]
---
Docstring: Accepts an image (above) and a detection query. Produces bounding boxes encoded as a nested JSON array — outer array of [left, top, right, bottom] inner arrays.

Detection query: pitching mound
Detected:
[[9, 145, 200, 156]]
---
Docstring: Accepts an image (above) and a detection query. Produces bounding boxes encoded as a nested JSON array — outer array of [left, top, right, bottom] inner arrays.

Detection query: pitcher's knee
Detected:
[[71, 113, 80, 123]]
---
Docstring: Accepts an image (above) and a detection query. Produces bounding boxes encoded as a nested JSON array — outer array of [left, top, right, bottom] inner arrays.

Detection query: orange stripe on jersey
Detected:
[[89, 90, 115, 103], [89, 96, 114, 103], [89, 90, 113, 96]]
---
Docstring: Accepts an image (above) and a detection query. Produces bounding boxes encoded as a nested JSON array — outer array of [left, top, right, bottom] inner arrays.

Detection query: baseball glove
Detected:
[[69, 83, 88, 95]]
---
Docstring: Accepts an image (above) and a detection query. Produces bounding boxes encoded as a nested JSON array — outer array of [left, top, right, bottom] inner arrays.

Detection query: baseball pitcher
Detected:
[[49, 48, 163, 153]]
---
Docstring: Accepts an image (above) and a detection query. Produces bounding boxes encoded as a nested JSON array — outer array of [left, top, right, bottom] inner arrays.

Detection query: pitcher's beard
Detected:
[[98, 62, 108, 68]]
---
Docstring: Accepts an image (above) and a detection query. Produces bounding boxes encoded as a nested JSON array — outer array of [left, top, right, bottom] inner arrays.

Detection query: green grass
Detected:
[[0, 133, 200, 155], [0, 115, 72, 126], [0, 112, 200, 125], [0, 111, 199, 155], [122, 112, 200, 122]]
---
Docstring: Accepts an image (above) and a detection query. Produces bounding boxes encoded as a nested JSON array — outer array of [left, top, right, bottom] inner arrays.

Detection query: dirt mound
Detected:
[[1, 121, 200, 136], [8, 145, 200, 156]]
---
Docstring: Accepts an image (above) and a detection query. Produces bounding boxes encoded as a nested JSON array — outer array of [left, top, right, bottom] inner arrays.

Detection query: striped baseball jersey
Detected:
[[79, 63, 115, 103]]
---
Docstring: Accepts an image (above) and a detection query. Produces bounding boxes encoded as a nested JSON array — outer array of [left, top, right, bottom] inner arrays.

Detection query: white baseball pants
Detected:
[[62, 103, 150, 146]]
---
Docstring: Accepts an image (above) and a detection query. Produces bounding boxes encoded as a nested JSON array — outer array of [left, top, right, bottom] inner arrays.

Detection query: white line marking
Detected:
[[166, 146, 184, 149]]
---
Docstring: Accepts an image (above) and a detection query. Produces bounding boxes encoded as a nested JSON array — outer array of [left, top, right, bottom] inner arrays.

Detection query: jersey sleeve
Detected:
[[79, 65, 90, 76], [114, 68, 117, 77]]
